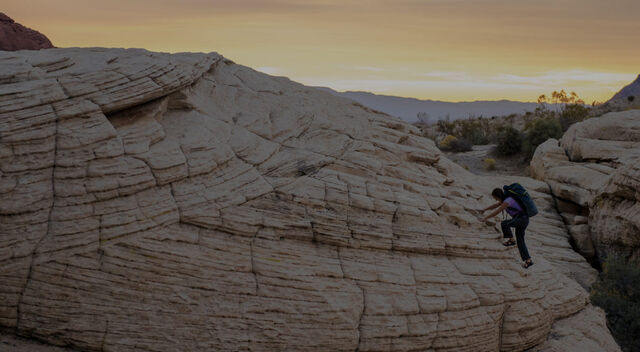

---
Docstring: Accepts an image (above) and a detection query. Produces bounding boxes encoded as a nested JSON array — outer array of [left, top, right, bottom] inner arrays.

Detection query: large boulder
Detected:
[[590, 163, 640, 262], [561, 110, 640, 165], [0, 13, 53, 51], [531, 110, 640, 264], [0, 48, 617, 351], [530, 139, 610, 208]]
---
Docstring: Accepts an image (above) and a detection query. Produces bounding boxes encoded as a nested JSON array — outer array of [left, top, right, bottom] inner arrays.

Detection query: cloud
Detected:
[[491, 71, 634, 87], [420, 71, 470, 81], [307, 69, 634, 89], [329, 69, 633, 89], [256, 66, 288, 75], [351, 65, 387, 72]]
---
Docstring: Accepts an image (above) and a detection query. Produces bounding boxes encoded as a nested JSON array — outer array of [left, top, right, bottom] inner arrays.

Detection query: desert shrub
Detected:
[[458, 119, 491, 145], [495, 126, 523, 156], [591, 255, 640, 351], [435, 118, 492, 146], [436, 119, 456, 136], [535, 89, 591, 131], [448, 138, 472, 152], [421, 128, 438, 141], [559, 104, 590, 131], [439, 135, 457, 149], [483, 158, 496, 170], [523, 118, 562, 157]]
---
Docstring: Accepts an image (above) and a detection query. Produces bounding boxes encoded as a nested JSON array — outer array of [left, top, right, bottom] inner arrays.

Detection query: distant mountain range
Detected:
[[317, 87, 547, 123]]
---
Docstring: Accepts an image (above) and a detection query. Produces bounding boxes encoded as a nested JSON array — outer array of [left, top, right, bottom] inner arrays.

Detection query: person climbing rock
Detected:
[[481, 188, 534, 268]]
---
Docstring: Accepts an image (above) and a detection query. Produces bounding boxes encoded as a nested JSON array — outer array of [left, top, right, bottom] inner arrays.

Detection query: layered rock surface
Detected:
[[531, 110, 640, 264], [0, 48, 618, 351], [0, 13, 54, 51]]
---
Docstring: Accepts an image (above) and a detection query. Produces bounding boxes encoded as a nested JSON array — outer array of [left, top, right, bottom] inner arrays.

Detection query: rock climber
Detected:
[[481, 188, 534, 268]]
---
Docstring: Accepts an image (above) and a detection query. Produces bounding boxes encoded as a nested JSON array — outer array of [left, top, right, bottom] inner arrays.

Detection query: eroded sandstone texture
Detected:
[[0, 48, 618, 351], [531, 110, 640, 264]]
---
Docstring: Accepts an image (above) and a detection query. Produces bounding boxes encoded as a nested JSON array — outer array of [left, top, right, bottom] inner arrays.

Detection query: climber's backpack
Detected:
[[503, 183, 538, 217]]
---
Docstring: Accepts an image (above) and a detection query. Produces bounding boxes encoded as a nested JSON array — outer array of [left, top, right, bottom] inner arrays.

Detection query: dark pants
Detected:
[[501, 215, 531, 261]]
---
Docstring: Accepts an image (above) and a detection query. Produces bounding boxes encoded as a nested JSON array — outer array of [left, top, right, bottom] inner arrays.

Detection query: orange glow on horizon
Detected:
[[4, 0, 638, 102]]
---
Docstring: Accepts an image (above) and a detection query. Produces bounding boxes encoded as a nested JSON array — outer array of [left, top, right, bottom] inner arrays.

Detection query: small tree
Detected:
[[436, 116, 456, 135], [532, 96, 555, 121], [523, 118, 562, 157], [544, 89, 585, 105], [559, 104, 590, 131], [495, 126, 523, 156], [537, 90, 589, 131], [458, 119, 490, 145]]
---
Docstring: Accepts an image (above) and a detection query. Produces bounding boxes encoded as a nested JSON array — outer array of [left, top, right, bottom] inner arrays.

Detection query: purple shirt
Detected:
[[504, 197, 524, 217]]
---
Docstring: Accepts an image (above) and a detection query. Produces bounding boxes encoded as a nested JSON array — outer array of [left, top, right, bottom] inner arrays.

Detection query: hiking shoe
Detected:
[[502, 240, 516, 247]]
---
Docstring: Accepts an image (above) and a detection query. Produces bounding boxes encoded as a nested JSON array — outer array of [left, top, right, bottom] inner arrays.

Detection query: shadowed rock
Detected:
[[607, 74, 640, 106], [0, 13, 53, 51], [531, 110, 640, 264]]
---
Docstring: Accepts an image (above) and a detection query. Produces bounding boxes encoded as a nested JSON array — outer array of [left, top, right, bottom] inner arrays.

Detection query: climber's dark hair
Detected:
[[492, 188, 505, 201]]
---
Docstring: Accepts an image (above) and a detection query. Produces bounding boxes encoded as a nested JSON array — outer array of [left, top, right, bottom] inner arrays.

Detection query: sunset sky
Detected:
[[5, 0, 639, 102]]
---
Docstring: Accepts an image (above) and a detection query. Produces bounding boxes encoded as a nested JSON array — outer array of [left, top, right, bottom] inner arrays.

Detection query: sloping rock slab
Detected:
[[0, 48, 619, 352]]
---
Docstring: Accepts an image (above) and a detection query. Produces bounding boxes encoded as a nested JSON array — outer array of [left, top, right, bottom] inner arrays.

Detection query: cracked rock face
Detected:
[[590, 162, 640, 263], [0, 48, 619, 351], [531, 110, 640, 264]]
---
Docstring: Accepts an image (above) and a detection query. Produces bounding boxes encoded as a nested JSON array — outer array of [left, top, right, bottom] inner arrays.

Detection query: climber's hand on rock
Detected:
[[482, 217, 495, 225]]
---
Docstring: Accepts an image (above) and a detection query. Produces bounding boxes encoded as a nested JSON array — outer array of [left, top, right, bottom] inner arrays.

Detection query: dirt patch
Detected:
[[444, 144, 529, 176]]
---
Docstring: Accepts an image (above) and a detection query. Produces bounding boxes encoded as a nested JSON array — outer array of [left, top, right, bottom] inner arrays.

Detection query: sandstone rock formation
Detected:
[[590, 162, 640, 263], [531, 110, 640, 264], [606, 74, 640, 107], [0, 13, 54, 51], [0, 48, 618, 351]]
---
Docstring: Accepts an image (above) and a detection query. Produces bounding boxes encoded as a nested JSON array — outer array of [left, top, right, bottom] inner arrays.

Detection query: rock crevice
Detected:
[[531, 110, 640, 265]]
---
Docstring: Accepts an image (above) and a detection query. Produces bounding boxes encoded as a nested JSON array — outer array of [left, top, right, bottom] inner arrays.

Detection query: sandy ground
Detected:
[[443, 144, 529, 177]]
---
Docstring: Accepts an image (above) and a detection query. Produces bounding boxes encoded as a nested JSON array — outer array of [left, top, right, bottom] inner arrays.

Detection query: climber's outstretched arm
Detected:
[[481, 202, 508, 222], [481, 201, 502, 213]]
